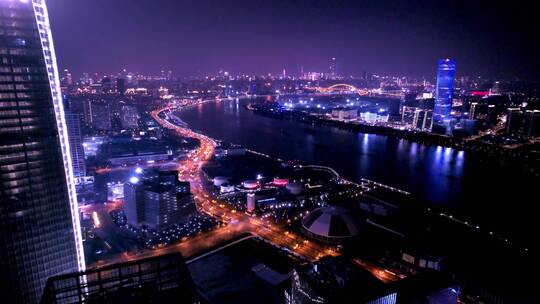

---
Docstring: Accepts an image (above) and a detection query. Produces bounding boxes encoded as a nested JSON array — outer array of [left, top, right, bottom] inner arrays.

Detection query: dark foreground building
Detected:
[[287, 256, 459, 304], [41, 253, 202, 304], [1, 1, 85, 303]]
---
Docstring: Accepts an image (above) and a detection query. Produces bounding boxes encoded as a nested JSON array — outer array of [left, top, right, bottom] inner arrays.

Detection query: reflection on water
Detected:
[[178, 99, 536, 242]]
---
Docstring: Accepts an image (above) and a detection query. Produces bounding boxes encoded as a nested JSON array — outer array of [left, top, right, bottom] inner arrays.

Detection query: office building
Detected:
[[123, 170, 196, 229], [91, 103, 112, 130], [329, 57, 338, 79], [120, 104, 139, 129], [505, 108, 524, 135], [116, 77, 125, 95], [415, 110, 433, 130], [387, 99, 401, 121], [469, 102, 479, 120], [0, 1, 85, 302], [64, 112, 86, 179], [401, 106, 417, 125], [144, 184, 179, 230], [433, 59, 456, 133], [124, 181, 146, 225], [247, 193, 256, 212], [101, 76, 112, 93], [524, 110, 540, 138]]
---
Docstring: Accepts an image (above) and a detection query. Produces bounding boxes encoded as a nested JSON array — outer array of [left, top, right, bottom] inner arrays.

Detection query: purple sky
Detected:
[[47, 0, 540, 79]]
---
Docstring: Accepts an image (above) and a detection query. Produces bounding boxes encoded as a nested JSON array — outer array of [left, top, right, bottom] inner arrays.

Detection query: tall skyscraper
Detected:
[[0, 1, 85, 303], [433, 59, 456, 133], [329, 57, 338, 79]]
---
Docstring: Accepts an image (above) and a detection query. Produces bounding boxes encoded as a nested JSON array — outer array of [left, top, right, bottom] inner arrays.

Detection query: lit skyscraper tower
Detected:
[[329, 57, 338, 79], [0, 1, 85, 303], [433, 59, 456, 133]]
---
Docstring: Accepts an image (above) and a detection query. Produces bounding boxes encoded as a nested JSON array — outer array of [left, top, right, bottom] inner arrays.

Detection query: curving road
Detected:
[[89, 98, 399, 283]]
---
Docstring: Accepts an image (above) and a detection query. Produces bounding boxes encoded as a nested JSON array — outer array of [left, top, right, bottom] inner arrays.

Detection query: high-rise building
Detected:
[[60, 68, 72, 87], [415, 109, 433, 130], [329, 57, 338, 79], [101, 76, 112, 93], [64, 112, 86, 179], [92, 103, 112, 130], [124, 170, 196, 229], [504, 109, 540, 138], [524, 110, 540, 138], [401, 106, 416, 125], [247, 193, 256, 212], [469, 102, 479, 120], [124, 181, 146, 225], [505, 108, 524, 135], [144, 184, 179, 230], [116, 77, 126, 95], [433, 59, 456, 133], [120, 104, 139, 129], [0, 1, 85, 303], [388, 99, 401, 121]]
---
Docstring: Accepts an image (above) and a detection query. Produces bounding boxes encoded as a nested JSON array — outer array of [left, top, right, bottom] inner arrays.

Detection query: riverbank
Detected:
[[251, 106, 539, 173]]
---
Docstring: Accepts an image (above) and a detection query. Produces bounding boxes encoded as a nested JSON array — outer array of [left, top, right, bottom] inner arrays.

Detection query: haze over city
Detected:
[[48, 0, 540, 79]]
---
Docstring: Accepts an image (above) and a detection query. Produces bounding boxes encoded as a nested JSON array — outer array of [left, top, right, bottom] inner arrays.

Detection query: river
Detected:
[[177, 98, 537, 249]]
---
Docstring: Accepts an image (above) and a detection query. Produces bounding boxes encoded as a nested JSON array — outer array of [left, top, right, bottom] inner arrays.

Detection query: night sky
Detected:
[[47, 0, 540, 80]]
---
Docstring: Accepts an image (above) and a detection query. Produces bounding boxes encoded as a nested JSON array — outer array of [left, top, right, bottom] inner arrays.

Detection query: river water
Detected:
[[177, 99, 537, 248]]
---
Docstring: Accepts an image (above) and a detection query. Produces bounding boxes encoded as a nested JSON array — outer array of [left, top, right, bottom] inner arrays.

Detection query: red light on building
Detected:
[[273, 178, 289, 187], [470, 91, 489, 97], [242, 180, 259, 189]]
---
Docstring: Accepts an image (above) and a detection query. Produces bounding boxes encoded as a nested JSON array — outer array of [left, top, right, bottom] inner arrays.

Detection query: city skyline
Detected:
[[1, 1, 539, 303], [47, 0, 540, 79]]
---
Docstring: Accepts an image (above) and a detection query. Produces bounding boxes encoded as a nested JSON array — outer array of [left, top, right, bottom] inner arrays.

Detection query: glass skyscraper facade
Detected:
[[64, 112, 86, 179], [433, 59, 456, 130], [0, 1, 85, 303]]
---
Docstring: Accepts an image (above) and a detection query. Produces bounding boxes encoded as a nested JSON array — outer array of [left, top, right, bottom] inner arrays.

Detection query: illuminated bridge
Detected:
[[306, 84, 402, 99], [316, 84, 369, 96]]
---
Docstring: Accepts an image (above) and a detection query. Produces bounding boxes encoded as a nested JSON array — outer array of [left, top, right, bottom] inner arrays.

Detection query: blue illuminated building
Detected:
[[433, 59, 456, 134]]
